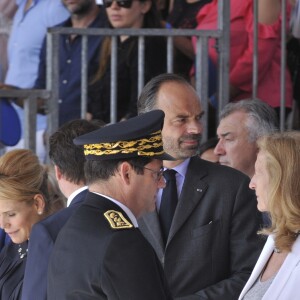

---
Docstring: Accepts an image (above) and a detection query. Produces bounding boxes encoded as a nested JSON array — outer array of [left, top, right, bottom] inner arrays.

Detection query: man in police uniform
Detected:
[[47, 110, 173, 299]]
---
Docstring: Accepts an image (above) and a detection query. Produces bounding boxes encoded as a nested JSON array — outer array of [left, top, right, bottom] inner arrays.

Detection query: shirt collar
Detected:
[[67, 186, 88, 207], [168, 158, 190, 177], [92, 192, 138, 228], [156, 158, 190, 210]]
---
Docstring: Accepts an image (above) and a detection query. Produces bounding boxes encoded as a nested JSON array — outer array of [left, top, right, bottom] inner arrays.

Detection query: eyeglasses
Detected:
[[143, 166, 164, 182], [104, 0, 134, 9]]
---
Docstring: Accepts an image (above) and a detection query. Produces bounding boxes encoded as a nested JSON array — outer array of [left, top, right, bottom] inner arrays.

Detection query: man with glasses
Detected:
[[47, 110, 173, 299]]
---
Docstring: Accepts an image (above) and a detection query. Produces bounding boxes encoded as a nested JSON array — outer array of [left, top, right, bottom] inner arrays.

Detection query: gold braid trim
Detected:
[[84, 130, 164, 157]]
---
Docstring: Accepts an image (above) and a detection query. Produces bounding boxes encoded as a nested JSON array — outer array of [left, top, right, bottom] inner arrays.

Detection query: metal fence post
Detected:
[[252, 0, 258, 99], [110, 36, 118, 123], [138, 36, 145, 96], [46, 31, 60, 136], [23, 96, 37, 151], [217, 0, 230, 116], [280, 0, 287, 131], [195, 37, 209, 141], [81, 35, 88, 119]]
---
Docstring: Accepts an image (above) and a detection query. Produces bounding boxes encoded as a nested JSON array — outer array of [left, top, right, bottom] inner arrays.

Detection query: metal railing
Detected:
[[46, 27, 227, 142], [0, 89, 50, 152], [1, 0, 230, 155], [1, 0, 295, 156]]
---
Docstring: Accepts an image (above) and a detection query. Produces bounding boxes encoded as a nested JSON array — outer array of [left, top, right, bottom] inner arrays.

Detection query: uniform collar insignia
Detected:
[[104, 210, 133, 229]]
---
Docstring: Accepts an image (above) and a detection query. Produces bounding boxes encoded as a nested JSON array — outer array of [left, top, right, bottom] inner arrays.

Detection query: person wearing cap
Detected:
[[47, 110, 173, 299]]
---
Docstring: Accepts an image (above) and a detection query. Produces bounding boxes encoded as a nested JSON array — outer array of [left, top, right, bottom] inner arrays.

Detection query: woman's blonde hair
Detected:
[[0, 149, 50, 213], [258, 131, 300, 252]]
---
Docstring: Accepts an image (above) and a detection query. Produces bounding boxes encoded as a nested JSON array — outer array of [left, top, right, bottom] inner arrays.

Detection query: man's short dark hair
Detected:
[[84, 157, 152, 185], [49, 119, 104, 184], [137, 73, 190, 114]]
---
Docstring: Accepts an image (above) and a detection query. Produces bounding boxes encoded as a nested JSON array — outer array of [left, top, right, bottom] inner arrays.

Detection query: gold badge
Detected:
[[104, 210, 133, 229]]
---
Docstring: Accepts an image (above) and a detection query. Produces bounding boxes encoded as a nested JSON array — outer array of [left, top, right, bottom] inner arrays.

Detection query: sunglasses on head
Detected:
[[104, 0, 134, 9]]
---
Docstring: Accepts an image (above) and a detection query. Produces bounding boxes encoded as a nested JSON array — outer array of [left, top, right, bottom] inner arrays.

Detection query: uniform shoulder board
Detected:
[[104, 210, 133, 230]]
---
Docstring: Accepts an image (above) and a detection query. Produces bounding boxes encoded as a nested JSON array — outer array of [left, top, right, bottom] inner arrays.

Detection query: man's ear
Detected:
[[54, 165, 62, 181], [119, 162, 132, 185]]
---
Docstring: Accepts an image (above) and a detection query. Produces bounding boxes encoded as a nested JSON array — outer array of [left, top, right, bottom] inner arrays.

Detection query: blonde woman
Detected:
[[239, 131, 300, 300], [0, 149, 50, 299]]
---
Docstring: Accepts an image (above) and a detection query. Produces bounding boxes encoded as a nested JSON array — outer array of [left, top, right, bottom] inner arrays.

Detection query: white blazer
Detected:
[[239, 235, 300, 300]]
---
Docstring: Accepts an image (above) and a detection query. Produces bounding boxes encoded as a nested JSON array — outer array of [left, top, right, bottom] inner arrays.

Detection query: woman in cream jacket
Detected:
[[239, 131, 300, 300]]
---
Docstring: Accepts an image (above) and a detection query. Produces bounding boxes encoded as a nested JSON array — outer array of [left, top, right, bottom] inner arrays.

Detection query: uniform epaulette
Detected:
[[104, 210, 133, 229]]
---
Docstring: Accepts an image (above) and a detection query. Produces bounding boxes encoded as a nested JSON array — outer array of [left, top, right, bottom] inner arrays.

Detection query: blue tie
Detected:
[[159, 169, 178, 244]]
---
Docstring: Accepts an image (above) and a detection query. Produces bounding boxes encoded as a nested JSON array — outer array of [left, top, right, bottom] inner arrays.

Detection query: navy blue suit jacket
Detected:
[[47, 192, 172, 300], [34, 9, 107, 126], [21, 189, 88, 300]]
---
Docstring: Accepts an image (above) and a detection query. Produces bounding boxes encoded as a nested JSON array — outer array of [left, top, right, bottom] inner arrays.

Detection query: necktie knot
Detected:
[[163, 169, 177, 181]]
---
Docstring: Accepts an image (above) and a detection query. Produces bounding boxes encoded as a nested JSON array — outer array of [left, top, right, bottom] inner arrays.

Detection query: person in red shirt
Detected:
[[194, 0, 293, 116]]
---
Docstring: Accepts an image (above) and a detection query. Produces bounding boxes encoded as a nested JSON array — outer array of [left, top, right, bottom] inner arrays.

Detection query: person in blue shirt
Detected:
[[0, 0, 17, 82], [1, 0, 70, 163], [34, 0, 107, 126]]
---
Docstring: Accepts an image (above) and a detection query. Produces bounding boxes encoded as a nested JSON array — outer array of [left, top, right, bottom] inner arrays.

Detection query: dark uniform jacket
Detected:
[[47, 192, 172, 300]]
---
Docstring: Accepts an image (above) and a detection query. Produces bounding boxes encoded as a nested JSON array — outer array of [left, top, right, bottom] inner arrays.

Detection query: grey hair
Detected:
[[137, 73, 191, 114], [220, 98, 279, 142]]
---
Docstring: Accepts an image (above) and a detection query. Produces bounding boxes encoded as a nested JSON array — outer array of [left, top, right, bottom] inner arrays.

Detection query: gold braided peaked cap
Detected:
[[73, 110, 174, 161], [83, 130, 164, 157]]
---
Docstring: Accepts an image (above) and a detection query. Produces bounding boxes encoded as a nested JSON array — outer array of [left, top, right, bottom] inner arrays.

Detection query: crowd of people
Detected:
[[0, 0, 300, 299], [1, 0, 299, 149]]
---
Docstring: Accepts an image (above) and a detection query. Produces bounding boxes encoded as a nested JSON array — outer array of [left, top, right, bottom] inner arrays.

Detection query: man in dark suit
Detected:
[[137, 73, 264, 299], [21, 119, 103, 300], [47, 110, 173, 299]]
